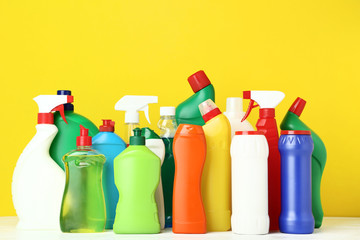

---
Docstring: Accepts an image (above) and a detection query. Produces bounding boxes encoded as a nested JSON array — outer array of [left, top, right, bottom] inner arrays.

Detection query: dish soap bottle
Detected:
[[60, 125, 106, 233]]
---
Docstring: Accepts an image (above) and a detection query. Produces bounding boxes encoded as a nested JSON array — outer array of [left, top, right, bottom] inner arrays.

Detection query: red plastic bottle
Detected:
[[172, 124, 207, 234]]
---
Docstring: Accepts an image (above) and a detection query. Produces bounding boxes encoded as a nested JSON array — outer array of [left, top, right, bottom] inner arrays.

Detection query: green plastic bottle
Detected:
[[113, 128, 161, 234], [50, 90, 99, 170], [280, 97, 327, 228], [176, 71, 215, 126], [60, 125, 106, 233]]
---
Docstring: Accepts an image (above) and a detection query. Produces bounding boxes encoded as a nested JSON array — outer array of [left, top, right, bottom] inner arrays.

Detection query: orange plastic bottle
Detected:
[[172, 124, 207, 234]]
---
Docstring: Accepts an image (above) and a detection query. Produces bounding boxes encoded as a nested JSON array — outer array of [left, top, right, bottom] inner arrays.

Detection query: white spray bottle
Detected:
[[114, 95, 158, 144], [12, 95, 73, 230]]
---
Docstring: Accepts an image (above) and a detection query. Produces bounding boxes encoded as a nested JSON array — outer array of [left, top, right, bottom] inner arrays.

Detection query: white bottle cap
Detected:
[[160, 106, 175, 116], [226, 97, 244, 113]]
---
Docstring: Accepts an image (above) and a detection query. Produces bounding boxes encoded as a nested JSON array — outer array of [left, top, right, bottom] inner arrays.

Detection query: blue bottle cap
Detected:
[[57, 90, 74, 111]]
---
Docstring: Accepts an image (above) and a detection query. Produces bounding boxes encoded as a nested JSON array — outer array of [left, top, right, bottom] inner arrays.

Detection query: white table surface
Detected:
[[0, 217, 359, 240]]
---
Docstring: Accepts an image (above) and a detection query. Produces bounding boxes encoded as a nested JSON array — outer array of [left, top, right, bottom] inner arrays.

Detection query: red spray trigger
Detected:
[[242, 99, 259, 122], [51, 105, 68, 124]]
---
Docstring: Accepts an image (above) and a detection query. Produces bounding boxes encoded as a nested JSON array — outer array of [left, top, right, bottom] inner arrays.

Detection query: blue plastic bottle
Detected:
[[92, 119, 127, 229], [279, 130, 315, 234]]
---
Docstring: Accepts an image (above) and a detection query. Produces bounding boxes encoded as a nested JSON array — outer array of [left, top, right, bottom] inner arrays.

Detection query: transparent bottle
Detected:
[[157, 107, 178, 228]]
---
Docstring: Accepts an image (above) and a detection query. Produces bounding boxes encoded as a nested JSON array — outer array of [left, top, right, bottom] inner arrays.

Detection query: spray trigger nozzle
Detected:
[[51, 105, 68, 124], [242, 100, 259, 122]]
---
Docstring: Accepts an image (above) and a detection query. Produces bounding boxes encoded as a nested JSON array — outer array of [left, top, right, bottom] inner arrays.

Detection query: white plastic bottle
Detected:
[[142, 127, 166, 230], [12, 95, 73, 230], [230, 131, 269, 234], [224, 97, 254, 138]]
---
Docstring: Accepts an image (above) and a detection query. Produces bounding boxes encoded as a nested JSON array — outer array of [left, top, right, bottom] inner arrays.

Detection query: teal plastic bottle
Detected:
[[113, 128, 161, 234], [176, 71, 215, 126], [92, 120, 126, 229], [280, 97, 327, 228], [50, 90, 99, 170], [60, 125, 106, 233]]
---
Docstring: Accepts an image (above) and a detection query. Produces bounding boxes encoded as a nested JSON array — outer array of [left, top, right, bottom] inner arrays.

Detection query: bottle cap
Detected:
[[187, 70, 211, 93], [235, 131, 264, 135], [160, 106, 175, 116], [199, 99, 221, 123], [76, 125, 92, 146], [99, 119, 115, 132], [289, 97, 306, 117], [141, 127, 161, 139], [57, 90, 74, 111], [226, 97, 244, 113], [281, 130, 311, 135], [130, 128, 145, 145]]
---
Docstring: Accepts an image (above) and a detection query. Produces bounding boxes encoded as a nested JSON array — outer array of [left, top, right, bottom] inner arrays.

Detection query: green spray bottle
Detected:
[[176, 70, 215, 126], [280, 97, 327, 228], [50, 90, 99, 170]]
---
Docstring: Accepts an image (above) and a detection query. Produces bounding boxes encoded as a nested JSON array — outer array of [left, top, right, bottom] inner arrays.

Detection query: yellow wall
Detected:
[[0, 0, 359, 217]]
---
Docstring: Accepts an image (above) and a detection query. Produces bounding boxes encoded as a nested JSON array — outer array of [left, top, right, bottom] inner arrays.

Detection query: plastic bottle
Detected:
[[280, 97, 327, 228], [50, 90, 99, 170], [199, 99, 231, 232], [141, 127, 166, 230], [223, 97, 254, 138], [157, 106, 178, 228], [279, 130, 315, 234], [230, 131, 269, 235], [176, 70, 215, 126], [113, 128, 161, 234], [173, 124, 207, 234], [242, 90, 285, 231], [12, 94, 73, 230], [92, 120, 126, 229], [60, 125, 106, 233], [114, 95, 158, 144]]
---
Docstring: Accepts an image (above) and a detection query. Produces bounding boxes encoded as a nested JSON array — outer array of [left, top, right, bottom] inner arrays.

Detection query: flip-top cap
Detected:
[[130, 128, 145, 145], [99, 119, 115, 132], [77, 125, 92, 146], [188, 70, 211, 93]]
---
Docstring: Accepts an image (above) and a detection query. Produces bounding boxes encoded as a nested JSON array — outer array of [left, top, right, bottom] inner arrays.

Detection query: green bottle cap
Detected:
[[141, 127, 161, 139], [130, 128, 145, 145]]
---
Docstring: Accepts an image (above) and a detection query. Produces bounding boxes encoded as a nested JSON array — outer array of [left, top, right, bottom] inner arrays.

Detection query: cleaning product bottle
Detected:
[[92, 119, 126, 229], [113, 128, 161, 234], [279, 130, 315, 234], [198, 99, 231, 232], [60, 125, 106, 233], [230, 131, 269, 235], [114, 95, 158, 144], [173, 124, 207, 234], [242, 90, 285, 231], [12, 94, 73, 230], [176, 70, 215, 126], [157, 106, 178, 228], [224, 97, 254, 138], [280, 97, 327, 228], [50, 90, 99, 170], [141, 127, 166, 230]]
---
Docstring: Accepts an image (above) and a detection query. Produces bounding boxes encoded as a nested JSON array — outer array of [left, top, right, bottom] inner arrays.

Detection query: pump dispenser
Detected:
[[115, 95, 158, 144], [12, 95, 73, 230], [242, 90, 285, 231]]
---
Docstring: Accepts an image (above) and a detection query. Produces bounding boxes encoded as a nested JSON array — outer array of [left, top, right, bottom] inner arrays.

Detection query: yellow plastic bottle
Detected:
[[198, 99, 231, 232]]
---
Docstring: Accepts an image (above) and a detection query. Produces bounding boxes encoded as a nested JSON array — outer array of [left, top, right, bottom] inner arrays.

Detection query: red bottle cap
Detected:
[[76, 125, 92, 146], [37, 113, 54, 124], [289, 97, 306, 117], [235, 131, 264, 135], [99, 119, 115, 132], [187, 70, 211, 93], [281, 130, 311, 135], [202, 108, 221, 123]]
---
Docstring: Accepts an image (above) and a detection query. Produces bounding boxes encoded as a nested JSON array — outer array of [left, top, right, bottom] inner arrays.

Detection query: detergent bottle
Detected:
[[115, 95, 158, 144], [50, 90, 99, 170], [242, 90, 285, 231], [141, 127, 166, 230], [280, 97, 327, 228], [60, 125, 106, 233], [224, 97, 254, 138], [12, 94, 73, 230], [199, 99, 231, 232], [173, 124, 207, 234], [176, 70, 215, 126], [157, 106, 178, 228], [113, 128, 161, 234], [92, 119, 126, 229]]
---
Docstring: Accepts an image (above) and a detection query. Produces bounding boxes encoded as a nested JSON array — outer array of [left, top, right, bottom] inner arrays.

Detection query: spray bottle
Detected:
[[114, 95, 158, 144], [12, 95, 73, 230], [242, 90, 285, 231]]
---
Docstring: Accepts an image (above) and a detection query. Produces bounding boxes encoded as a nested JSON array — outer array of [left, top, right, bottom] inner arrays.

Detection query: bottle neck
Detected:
[[259, 108, 275, 119], [77, 145, 92, 150]]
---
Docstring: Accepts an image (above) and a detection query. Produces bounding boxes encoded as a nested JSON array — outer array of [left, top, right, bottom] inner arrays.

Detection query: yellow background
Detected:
[[0, 0, 359, 217]]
